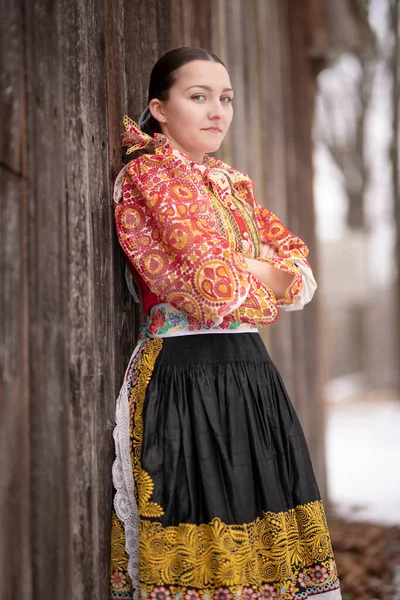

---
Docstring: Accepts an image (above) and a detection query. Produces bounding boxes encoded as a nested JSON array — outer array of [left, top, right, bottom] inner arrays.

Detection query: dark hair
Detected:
[[139, 47, 226, 137]]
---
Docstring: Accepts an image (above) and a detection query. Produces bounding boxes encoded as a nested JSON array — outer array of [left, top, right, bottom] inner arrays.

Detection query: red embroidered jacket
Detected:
[[114, 117, 311, 328]]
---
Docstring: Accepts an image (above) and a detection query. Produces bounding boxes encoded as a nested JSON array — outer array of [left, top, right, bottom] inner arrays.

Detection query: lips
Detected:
[[203, 127, 222, 132]]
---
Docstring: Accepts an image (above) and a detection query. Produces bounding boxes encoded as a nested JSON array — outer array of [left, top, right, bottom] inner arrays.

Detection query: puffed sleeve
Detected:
[[114, 161, 282, 327], [232, 174, 317, 311], [253, 200, 317, 310]]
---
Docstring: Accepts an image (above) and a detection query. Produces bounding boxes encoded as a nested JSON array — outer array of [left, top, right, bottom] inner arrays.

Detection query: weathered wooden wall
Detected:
[[1, 0, 347, 598], [1, 1, 213, 598]]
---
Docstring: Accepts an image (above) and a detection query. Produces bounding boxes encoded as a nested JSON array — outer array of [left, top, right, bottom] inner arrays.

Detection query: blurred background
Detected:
[[314, 1, 400, 597], [316, 0, 398, 524], [1, 0, 399, 599]]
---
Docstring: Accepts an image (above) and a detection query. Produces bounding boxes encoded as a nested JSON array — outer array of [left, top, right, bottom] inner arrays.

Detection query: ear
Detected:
[[149, 98, 166, 124]]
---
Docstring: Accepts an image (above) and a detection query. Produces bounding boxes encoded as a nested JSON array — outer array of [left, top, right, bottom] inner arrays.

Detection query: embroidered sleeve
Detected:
[[114, 163, 280, 327], [253, 201, 319, 307], [232, 174, 316, 309]]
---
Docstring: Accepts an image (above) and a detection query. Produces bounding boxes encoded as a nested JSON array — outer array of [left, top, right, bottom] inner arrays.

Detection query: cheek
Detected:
[[185, 103, 206, 124], [226, 105, 234, 124], [170, 103, 199, 129]]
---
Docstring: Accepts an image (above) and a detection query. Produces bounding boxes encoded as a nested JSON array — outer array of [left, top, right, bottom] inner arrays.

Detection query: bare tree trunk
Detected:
[[391, 0, 400, 386]]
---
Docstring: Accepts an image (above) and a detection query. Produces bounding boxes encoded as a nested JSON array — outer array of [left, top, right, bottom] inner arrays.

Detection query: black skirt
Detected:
[[110, 333, 341, 600]]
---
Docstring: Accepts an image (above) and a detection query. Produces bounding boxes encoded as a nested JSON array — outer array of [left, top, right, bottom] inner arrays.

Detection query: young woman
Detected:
[[110, 47, 341, 600]]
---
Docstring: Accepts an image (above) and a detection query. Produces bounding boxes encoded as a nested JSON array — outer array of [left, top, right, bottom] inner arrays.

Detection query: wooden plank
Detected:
[[0, 0, 25, 174], [261, 0, 296, 383], [59, 0, 120, 596], [23, 0, 71, 597], [105, 0, 128, 180], [169, 0, 185, 47], [121, 0, 154, 339], [123, 0, 147, 122], [138, 0, 160, 112], [0, 167, 32, 600], [240, 0, 263, 185], [0, 3, 31, 599], [84, 1, 131, 596], [256, 0, 289, 219], [156, 0, 173, 51], [182, 0, 212, 47]]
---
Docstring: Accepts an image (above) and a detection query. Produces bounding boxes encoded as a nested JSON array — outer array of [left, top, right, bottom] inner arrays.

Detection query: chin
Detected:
[[204, 142, 222, 154]]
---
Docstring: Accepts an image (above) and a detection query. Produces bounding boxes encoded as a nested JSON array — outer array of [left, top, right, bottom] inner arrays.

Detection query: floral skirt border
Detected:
[[110, 504, 341, 600]]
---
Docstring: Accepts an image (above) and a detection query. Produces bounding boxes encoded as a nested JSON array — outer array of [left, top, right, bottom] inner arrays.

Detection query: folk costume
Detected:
[[110, 117, 341, 600]]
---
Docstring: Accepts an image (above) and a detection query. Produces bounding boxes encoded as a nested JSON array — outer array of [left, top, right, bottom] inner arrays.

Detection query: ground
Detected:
[[329, 517, 400, 600], [325, 387, 400, 599]]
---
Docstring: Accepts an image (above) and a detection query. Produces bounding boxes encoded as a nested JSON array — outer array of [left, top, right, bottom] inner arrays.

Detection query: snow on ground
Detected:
[[325, 386, 400, 526]]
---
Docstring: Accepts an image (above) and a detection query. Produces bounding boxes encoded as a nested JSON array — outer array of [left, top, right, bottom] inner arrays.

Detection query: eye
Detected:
[[221, 96, 233, 104], [192, 94, 206, 101]]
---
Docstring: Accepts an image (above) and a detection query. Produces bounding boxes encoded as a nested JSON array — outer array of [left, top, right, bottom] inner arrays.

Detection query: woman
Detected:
[[110, 47, 341, 600]]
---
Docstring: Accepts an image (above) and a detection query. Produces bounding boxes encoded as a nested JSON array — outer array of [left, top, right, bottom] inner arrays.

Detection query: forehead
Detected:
[[173, 60, 232, 90]]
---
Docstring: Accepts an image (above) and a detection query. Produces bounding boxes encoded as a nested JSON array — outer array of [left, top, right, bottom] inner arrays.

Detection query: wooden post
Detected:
[[391, 0, 400, 388], [0, 3, 32, 598]]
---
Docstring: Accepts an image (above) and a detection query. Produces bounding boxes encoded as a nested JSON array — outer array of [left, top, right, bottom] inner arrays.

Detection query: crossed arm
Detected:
[[244, 244, 295, 300]]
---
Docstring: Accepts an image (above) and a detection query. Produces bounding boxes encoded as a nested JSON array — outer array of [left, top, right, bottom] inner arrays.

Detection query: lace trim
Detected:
[[112, 343, 144, 600]]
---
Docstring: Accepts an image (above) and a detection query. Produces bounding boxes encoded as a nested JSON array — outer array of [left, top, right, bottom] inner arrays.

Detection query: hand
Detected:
[[259, 243, 278, 259], [244, 254, 295, 299]]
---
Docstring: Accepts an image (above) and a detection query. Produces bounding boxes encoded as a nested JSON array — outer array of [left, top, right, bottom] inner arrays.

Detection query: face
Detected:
[[149, 60, 234, 163]]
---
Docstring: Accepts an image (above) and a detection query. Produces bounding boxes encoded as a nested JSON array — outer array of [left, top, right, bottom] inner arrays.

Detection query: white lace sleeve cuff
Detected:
[[279, 258, 317, 311]]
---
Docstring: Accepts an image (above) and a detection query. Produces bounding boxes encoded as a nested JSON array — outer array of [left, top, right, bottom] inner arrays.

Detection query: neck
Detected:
[[161, 128, 205, 164]]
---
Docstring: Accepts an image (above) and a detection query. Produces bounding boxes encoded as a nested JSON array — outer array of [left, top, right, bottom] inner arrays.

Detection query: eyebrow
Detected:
[[184, 85, 234, 93]]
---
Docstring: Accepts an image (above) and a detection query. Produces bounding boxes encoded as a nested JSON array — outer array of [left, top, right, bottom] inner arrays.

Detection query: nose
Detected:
[[208, 99, 224, 120]]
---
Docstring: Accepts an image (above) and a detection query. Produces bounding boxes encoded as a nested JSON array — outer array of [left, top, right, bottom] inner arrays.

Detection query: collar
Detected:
[[120, 115, 250, 202], [121, 115, 223, 169]]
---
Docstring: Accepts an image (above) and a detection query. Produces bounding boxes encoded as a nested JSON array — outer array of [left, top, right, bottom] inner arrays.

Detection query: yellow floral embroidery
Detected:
[[207, 184, 262, 260], [110, 511, 133, 594], [138, 499, 339, 597], [110, 511, 130, 573], [229, 187, 261, 257], [130, 338, 164, 518], [208, 186, 243, 253]]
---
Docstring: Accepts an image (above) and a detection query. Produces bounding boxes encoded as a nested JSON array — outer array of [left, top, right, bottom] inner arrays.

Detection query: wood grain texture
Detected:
[[24, 0, 71, 597], [61, 0, 113, 596], [0, 2, 31, 598], [0, 167, 32, 600], [0, 1, 25, 174]]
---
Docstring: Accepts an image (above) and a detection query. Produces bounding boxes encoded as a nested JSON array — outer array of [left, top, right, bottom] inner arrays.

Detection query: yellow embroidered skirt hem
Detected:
[[110, 334, 341, 600]]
